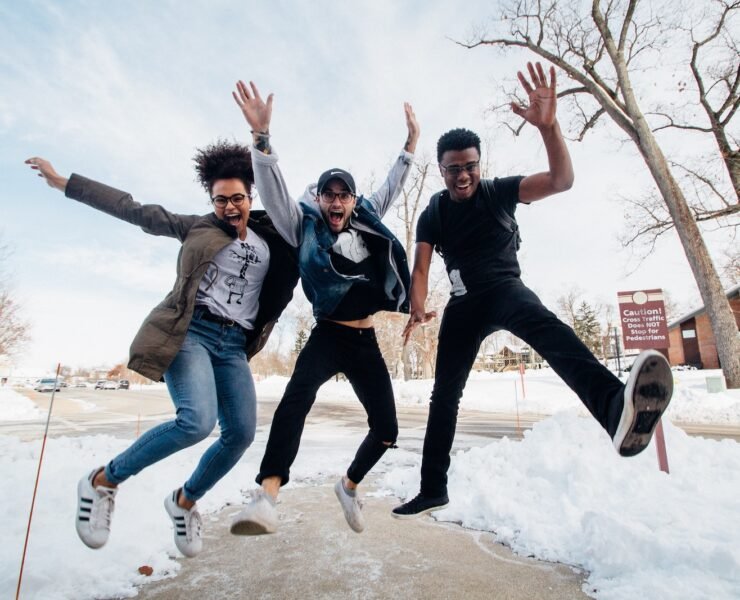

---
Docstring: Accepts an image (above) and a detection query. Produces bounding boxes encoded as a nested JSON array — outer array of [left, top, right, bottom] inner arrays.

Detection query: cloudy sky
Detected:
[[1, 0, 733, 372]]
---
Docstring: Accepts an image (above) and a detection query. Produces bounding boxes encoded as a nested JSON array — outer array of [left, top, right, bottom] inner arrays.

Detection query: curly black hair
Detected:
[[193, 139, 254, 194], [436, 128, 481, 163]]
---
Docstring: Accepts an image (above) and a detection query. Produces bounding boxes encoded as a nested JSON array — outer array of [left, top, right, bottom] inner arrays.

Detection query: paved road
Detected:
[[6, 387, 739, 445], [4, 387, 541, 448]]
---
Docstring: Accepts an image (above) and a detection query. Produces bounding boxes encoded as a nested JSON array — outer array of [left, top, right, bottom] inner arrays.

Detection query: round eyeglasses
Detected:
[[211, 193, 249, 208], [319, 191, 355, 204]]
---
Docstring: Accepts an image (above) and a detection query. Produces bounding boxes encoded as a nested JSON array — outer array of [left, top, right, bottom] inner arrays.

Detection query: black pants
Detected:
[[257, 320, 398, 486], [420, 278, 625, 497]]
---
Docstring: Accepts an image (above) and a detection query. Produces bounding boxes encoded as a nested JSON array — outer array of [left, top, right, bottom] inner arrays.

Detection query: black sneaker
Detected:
[[391, 493, 449, 519], [613, 350, 673, 457]]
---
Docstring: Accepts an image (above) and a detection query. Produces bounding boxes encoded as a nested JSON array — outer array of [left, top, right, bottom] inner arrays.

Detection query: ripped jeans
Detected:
[[257, 320, 398, 486]]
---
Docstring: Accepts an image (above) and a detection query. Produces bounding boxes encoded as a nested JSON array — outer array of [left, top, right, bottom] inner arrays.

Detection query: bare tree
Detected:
[[396, 157, 432, 259], [555, 286, 584, 328], [459, 0, 740, 387], [626, 0, 739, 244], [661, 289, 687, 323], [107, 363, 154, 385], [372, 312, 406, 378], [655, 1, 739, 200], [249, 347, 295, 377], [720, 246, 740, 286], [0, 237, 30, 359], [394, 156, 436, 379]]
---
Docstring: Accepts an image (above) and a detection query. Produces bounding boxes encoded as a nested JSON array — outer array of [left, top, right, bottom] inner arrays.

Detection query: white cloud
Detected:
[[2, 0, 734, 371]]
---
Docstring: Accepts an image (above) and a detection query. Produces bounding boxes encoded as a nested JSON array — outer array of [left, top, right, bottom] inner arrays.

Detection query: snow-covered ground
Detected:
[[0, 389, 45, 421], [257, 368, 740, 424], [1, 370, 739, 599]]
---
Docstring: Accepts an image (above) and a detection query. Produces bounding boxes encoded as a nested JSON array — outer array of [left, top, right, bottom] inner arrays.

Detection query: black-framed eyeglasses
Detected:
[[211, 193, 249, 208], [439, 161, 480, 177], [320, 191, 355, 204]]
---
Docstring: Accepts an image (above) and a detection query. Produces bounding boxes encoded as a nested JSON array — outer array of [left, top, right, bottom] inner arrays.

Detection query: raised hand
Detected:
[[25, 157, 68, 191], [511, 62, 557, 129], [402, 308, 437, 346], [403, 102, 420, 153], [233, 80, 273, 134]]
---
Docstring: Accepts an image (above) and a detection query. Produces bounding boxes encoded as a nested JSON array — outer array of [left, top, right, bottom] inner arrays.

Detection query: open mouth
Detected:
[[225, 213, 242, 226], [328, 209, 344, 227]]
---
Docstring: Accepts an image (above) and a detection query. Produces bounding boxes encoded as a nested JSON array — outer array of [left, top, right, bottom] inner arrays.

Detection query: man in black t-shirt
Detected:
[[392, 62, 673, 518]]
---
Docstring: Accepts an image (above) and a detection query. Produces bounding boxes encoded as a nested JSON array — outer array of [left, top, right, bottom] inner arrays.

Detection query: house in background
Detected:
[[474, 344, 543, 372], [666, 284, 740, 369]]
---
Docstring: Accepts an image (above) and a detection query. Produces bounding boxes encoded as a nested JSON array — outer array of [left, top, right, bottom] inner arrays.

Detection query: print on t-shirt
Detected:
[[449, 269, 467, 297], [332, 230, 370, 264], [226, 241, 262, 305]]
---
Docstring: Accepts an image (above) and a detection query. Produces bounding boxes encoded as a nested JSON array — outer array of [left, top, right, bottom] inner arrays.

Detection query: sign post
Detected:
[[617, 289, 671, 474], [518, 361, 526, 399], [617, 289, 670, 351]]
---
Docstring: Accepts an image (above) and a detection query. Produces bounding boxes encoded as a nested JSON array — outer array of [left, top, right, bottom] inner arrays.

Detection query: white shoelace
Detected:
[[185, 509, 203, 543], [90, 488, 116, 530]]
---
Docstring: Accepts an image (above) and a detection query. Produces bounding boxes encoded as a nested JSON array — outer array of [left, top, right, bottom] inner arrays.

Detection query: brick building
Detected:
[[666, 284, 740, 369]]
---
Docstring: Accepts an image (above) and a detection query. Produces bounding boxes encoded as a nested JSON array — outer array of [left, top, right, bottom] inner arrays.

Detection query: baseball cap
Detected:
[[316, 168, 356, 195]]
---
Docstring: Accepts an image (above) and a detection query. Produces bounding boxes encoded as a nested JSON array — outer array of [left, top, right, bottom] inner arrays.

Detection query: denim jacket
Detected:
[[298, 198, 410, 318], [252, 146, 413, 320]]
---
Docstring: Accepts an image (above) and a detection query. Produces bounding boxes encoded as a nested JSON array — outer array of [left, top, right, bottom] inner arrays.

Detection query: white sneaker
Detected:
[[613, 350, 674, 457], [334, 477, 365, 533], [164, 489, 203, 558], [76, 468, 117, 549], [230, 489, 278, 535]]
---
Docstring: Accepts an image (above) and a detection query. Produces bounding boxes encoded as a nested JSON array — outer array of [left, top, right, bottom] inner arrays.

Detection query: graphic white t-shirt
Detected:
[[195, 227, 270, 330]]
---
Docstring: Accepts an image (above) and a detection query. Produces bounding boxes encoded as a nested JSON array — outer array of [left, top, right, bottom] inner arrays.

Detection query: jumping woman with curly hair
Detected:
[[26, 142, 298, 557]]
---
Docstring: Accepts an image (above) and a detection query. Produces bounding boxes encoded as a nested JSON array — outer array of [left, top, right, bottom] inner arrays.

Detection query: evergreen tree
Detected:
[[293, 329, 308, 356], [574, 301, 602, 358]]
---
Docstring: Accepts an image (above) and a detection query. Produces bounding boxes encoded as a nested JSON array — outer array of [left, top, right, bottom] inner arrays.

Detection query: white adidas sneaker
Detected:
[[164, 489, 203, 558], [230, 489, 278, 535], [76, 468, 117, 549]]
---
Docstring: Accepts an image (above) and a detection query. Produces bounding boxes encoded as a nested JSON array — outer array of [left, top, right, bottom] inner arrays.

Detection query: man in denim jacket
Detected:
[[229, 81, 419, 534]]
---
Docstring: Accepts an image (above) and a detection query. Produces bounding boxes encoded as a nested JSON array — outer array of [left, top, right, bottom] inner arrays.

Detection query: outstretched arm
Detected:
[[368, 102, 419, 217], [233, 80, 303, 247], [512, 62, 574, 203], [402, 242, 437, 345], [24, 157, 196, 240]]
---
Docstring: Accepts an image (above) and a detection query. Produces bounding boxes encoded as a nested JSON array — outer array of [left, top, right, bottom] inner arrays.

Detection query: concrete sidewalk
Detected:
[[138, 483, 588, 600]]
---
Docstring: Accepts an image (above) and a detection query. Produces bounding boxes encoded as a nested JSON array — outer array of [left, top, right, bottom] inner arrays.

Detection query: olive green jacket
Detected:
[[66, 174, 299, 381]]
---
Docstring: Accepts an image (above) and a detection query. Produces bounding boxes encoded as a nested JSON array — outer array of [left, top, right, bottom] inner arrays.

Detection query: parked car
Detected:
[[94, 380, 106, 390], [118, 380, 130, 390], [102, 380, 118, 390], [34, 378, 61, 392]]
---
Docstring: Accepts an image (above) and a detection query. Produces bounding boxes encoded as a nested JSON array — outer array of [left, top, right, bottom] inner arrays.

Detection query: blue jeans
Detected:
[[105, 314, 257, 501]]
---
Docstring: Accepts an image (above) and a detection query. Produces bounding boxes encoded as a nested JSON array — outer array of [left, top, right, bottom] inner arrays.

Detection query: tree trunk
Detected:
[[632, 120, 740, 387], [402, 344, 413, 381]]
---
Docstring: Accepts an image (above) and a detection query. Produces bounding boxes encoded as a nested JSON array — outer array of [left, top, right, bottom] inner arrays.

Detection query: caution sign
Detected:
[[617, 289, 669, 350]]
